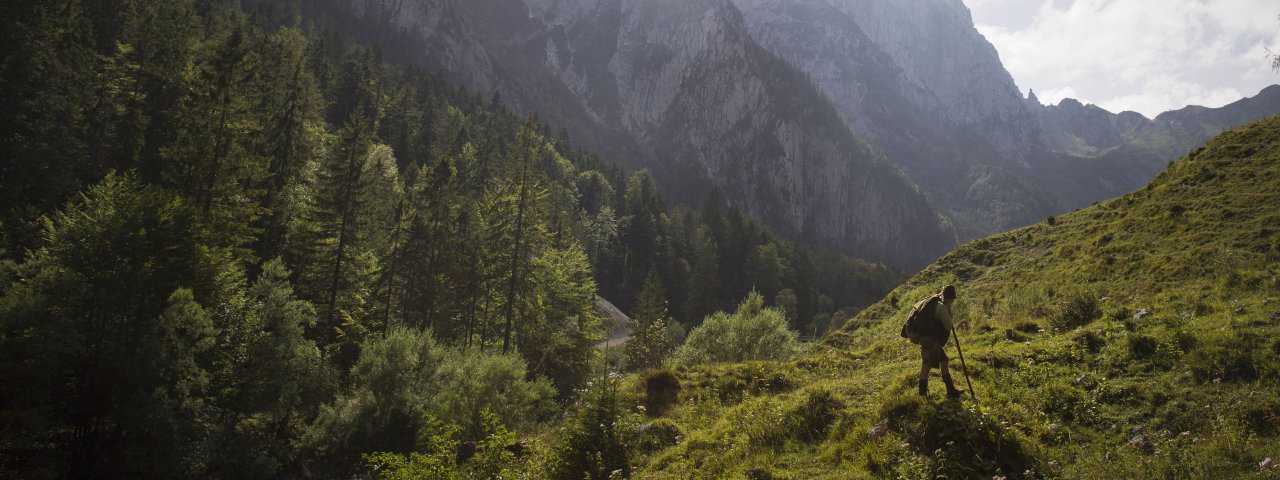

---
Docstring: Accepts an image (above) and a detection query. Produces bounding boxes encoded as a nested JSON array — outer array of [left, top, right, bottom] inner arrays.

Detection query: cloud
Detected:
[[972, 0, 1280, 117]]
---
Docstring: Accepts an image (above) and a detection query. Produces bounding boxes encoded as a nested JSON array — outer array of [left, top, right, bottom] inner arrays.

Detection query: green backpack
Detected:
[[900, 295, 947, 344]]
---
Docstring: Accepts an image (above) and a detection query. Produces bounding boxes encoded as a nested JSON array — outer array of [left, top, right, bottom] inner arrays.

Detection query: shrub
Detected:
[[674, 292, 799, 365], [1039, 382, 1097, 424], [1013, 321, 1042, 333], [1106, 304, 1134, 323], [363, 411, 520, 480], [1238, 396, 1280, 436], [712, 364, 795, 403], [305, 329, 554, 473], [788, 389, 845, 442], [1188, 339, 1258, 383], [1070, 329, 1106, 353], [1049, 290, 1101, 332], [1127, 334, 1160, 360], [634, 419, 683, 454], [877, 395, 1038, 477], [550, 374, 631, 480], [745, 466, 776, 480], [643, 369, 681, 416], [433, 347, 557, 439]]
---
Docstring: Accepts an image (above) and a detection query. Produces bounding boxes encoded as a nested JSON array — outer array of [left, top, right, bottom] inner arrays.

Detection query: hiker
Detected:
[[903, 285, 966, 399]]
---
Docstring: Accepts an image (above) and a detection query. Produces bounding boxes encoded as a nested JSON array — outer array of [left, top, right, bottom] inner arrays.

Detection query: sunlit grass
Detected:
[[619, 116, 1280, 478]]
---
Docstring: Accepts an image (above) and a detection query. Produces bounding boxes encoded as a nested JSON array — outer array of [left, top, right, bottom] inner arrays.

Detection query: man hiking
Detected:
[[903, 285, 965, 399]]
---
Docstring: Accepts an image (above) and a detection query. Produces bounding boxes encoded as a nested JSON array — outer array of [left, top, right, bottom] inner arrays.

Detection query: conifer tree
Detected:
[[625, 268, 676, 372]]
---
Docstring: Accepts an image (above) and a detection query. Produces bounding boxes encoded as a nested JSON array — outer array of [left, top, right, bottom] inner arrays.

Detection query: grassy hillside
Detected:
[[623, 116, 1280, 479]]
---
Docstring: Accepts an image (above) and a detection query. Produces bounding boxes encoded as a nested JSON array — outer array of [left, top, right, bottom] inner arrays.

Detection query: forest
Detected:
[[0, 0, 902, 477]]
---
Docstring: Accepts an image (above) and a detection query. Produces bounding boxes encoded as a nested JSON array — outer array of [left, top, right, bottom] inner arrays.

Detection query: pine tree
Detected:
[[625, 268, 676, 372]]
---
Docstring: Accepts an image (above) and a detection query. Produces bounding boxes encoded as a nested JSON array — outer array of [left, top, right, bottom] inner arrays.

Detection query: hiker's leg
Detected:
[[939, 359, 962, 398], [918, 361, 929, 396]]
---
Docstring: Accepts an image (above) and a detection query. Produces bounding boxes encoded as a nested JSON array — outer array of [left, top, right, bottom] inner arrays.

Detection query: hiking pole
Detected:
[[951, 327, 978, 402]]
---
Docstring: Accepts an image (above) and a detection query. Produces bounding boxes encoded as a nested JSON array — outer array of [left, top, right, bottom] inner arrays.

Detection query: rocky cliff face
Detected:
[[528, 0, 956, 267], [341, 0, 959, 268], [731, 0, 1048, 237], [730, 0, 1280, 239], [337, 0, 1280, 259], [817, 0, 1039, 157]]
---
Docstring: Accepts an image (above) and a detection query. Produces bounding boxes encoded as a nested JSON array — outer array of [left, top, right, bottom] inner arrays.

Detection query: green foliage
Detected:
[[788, 389, 845, 442], [1048, 289, 1102, 332], [305, 328, 553, 472], [675, 292, 800, 365], [642, 368, 682, 416], [1127, 334, 1160, 360], [635, 419, 684, 454], [363, 410, 521, 480], [626, 268, 677, 372], [551, 374, 632, 480], [1187, 333, 1260, 383], [433, 347, 557, 439], [876, 394, 1039, 478], [0, 173, 221, 477]]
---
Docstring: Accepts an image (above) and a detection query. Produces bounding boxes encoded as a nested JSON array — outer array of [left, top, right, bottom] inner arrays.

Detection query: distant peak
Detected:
[[1027, 89, 1040, 104], [1057, 97, 1084, 109]]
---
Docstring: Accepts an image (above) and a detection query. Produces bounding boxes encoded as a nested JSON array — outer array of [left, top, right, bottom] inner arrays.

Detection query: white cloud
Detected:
[[971, 0, 1280, 117]]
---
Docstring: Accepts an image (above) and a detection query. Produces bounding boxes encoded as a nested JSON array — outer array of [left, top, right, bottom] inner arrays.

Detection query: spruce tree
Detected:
[[625, 268, 675, 372]]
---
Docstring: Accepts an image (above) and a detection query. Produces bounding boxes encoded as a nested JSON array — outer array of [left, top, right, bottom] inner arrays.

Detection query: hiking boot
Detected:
[[942, 375, 964, 399], [918, 378, 928, 397]]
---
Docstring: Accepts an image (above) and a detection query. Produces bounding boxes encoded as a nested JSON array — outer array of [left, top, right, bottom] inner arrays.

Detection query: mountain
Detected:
[[731, 0, 1280, 241], [632, 110, 1280, 479], [319, 0, 959, 269], [339, 0, 1280, 260]]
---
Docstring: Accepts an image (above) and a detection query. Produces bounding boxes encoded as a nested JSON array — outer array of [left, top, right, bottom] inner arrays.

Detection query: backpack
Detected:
[[900, 295, 947, 344]]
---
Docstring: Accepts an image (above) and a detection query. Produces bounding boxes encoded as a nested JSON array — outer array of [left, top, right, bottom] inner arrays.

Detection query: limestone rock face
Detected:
[[728, 0, 1280, 238], [730, 0, 1047, 237], [343, 0, 959, 268], [337, 0, 1280, 258], [526, 0, 956, 267]]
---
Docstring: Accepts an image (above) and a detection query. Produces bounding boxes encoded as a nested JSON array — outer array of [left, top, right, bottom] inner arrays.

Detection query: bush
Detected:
[[305, 329, 554, 473], [643, 369, 681, 416], [788, 389, 844, 442], [634, 419, 683, 454], [1128, 334, 1160, 360], [363, 411, 520, 480], [674, 292, 799, 365], [712, 364, 796, 403], [1188, 339, 1258, 383], [1070, 329, 1106, 353], [876, 394, 1038, 477], [1049, 290, 1101, 332], [551, 374, 631, 480], [1039, 383, 1097, 424]]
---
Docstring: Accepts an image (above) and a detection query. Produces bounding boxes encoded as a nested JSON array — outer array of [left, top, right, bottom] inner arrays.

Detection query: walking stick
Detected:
[[951, 327, 977, 402]]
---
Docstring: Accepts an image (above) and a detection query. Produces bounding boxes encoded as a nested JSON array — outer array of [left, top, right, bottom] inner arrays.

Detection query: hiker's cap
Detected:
[[942, 285, 957, 300]]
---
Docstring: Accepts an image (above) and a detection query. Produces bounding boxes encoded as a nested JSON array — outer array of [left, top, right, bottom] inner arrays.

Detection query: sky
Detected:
[[966, 0, 1280, 118]]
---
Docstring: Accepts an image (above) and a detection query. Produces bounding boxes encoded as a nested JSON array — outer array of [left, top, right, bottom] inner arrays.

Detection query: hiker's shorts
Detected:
[[920, 337, 948, 369]]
